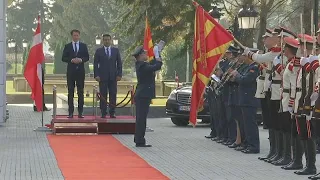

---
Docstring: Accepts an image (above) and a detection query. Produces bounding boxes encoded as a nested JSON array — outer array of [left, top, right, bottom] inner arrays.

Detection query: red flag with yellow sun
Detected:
[[143, 16, 154, 62], [190, 1, 234, 126]]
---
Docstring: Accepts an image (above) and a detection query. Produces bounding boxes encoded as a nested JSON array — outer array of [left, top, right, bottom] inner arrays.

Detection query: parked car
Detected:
[[165, 84, 211, 126], [165, 84, 262, 126]]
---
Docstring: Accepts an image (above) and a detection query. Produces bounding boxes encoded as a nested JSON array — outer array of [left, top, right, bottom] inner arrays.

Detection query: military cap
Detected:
[[226, 45, 239, 53], [297, 34, 315, 44], [132, 45, 146, 58], [272, 27, 282, 35], [278, 27, 297, 38], [284, 37, 299, 49], [262, 28, 273, 37]]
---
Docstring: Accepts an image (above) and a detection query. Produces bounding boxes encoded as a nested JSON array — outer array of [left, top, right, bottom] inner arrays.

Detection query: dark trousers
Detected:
[[241, 106, 260, 150], [228, 105, 237, 142], [260, 91, 271, 128], [220, 102, 229, 140], [99, 80, 117, 115], [234, 106, 245, 142], [270, 100, 281, 130], [208, 94, 216, 136], [67, 71, 85, 114], [134, 97, 151, 145]]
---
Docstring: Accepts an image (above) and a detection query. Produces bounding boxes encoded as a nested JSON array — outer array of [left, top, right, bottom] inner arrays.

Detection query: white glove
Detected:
[[273, 56, 281, 66], [300, 57, 310, 66], [243, 47, 250, 56], [309, 55, 319, 63]]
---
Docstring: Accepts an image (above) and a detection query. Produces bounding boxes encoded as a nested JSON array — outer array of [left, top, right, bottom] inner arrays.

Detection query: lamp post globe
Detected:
[[22, 39, 28, 48], [238, 5, 258, 29], [95, 35, 101, 45], [209, 5, 221, 22]]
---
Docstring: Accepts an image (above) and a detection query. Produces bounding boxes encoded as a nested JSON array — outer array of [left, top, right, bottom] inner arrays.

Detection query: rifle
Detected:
[[215, 61, 242, 94]]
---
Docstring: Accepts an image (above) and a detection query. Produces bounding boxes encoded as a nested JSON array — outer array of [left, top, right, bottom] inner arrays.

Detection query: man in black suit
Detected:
[[94, 34, 122, 118], [62, 29, 90, 118], [132, 46, 162, 147]]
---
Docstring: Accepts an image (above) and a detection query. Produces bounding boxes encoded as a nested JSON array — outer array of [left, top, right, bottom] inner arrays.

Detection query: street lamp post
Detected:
[[209, 4, 222, 22], [9, 39, 18, 74], [113, 37, 118, 46], [95, 35, 101, 45], [314, 0, 319, 29], [237, 5, 258, 29]]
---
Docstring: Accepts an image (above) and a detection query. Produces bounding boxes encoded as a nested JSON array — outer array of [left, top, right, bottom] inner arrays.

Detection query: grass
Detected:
[[6, 81, 167, 106], [7, 63, 94, 74]]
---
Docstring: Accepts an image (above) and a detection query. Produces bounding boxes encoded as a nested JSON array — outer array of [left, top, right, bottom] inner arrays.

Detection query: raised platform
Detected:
[[52, 115, 135, 135]]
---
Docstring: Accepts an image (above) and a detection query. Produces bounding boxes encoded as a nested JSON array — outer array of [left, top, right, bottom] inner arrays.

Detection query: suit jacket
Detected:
[[235, 62, 259, 107], [62, 42, 89, 74], [134, 59, 162, 99], [228, 63, 248, 106], [93, 46, 122, 81]]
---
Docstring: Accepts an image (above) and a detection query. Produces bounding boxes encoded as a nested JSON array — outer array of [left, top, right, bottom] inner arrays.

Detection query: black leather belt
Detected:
[[266, 70, 272, 74], [259, 76, 265, 80], [283, 89, 290, 93], [272, 80, 282, 84]]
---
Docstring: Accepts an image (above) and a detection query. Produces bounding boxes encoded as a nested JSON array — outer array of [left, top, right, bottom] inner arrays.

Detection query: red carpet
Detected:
[[47, 135, 169, 180]]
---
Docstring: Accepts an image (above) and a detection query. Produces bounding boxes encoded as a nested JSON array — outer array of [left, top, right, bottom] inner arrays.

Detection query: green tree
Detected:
[[53, 40, 68, 74], [22, 43, 31, 72]]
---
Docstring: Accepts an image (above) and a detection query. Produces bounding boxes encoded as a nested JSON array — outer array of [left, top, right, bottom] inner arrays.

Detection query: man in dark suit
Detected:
[[133, 46, 162, 147], [94, 34, 122, 118], [62, 29, 90, 118]]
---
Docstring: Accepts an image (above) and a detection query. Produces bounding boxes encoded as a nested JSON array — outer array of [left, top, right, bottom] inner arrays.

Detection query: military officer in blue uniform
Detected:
[[213, 45, 239, 144], [231, 52, 260, 154], [132, 46, 162, 147]]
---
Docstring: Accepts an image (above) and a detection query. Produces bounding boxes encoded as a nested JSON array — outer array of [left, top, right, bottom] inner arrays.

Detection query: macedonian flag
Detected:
[[190, 1, 234, 126], [143, 16, 155, 61]]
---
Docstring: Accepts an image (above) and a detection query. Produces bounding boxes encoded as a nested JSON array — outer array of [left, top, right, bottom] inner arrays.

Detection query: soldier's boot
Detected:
[[259, 129, 276, 160], [269, 131, 284, 163], [265, 130, 280, 162], [273, 132, 292, 166], [295, 139, 317, 175], [282, 136, 303, 170]]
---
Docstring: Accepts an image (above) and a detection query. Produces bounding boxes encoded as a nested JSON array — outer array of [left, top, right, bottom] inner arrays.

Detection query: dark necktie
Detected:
[[106, 47, 109, 58], [74, 43, 78, 55]]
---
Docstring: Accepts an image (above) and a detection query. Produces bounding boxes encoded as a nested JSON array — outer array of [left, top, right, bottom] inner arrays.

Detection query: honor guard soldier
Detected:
[[132, 46, 162, 147], [243, 28, 282, 159], [230, 51, 260, 154]]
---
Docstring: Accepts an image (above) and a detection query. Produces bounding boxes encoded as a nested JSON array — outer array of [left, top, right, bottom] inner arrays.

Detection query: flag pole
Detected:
[[34, 14, 50, 132]]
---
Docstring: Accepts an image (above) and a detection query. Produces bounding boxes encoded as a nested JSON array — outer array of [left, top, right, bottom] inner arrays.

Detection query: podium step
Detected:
[[52, 115, 135, 135]]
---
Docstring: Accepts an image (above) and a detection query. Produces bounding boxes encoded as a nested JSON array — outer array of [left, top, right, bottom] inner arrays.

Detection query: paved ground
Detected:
[[0, 105, 63, 180], [1, 104, 320, 180]]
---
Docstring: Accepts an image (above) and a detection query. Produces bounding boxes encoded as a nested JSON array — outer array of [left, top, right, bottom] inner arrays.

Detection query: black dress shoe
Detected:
[[211, 137, 220, 141], [43, 106, 51, 111], [294, 167, 317, 175], [228, 143, 241, 148], [67, 114, 73, 118], [78, 114, 84, 118], [241, 148, 260, 154], [235, 145, 246, 151], [136, 144, 152, 147], [309, 173, 320, 179], [222, 141, 233, 146], [205, 135, 215, 139], [33, 106, 37, 112], [110, 114, 116, 118], [217, 139, 227, 143], [282, 162, 303, 170]]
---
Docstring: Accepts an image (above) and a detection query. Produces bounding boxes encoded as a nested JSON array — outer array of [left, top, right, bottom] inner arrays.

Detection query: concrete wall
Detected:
[[0, 0, 6, 123]]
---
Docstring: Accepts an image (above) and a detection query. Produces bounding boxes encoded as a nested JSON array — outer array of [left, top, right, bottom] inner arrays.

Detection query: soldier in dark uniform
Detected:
[[132, 46, 162, 147], [205, 68, 223, 139], [212, 46, 238, 144], [231, 52, 260, 154]]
